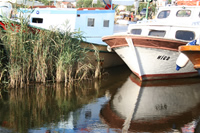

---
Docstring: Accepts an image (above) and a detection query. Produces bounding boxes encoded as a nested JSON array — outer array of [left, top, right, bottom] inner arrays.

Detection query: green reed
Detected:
[[0, 16, 100, 88]]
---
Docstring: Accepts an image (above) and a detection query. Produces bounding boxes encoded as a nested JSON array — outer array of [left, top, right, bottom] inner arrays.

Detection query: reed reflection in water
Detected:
[[0, 65, 131, 133], [100, 74, 200, 133]]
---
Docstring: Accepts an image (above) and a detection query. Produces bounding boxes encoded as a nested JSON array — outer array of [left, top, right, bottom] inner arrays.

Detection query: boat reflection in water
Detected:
[[100, 74, 200, 132]]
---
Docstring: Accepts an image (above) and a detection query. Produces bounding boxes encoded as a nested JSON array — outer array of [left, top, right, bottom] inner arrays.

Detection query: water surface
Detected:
[[1, 65, 200, 133]]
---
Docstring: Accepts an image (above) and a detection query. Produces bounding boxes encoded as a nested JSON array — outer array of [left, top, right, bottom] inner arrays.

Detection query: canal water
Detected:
[[1, 65, 200, 133]]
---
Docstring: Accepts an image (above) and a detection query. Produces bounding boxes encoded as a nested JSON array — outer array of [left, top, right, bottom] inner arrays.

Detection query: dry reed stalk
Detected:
[[92, 45, 101, 79]]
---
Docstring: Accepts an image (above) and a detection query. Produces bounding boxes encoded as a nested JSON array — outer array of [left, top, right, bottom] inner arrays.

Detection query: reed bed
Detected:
[[0, 16, 101, 88]]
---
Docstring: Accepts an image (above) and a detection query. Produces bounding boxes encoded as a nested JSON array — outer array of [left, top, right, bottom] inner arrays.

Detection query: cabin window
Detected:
[[32, 18, 43, 23], [131, 29, 142, 35], [176, 10, 191, 17], [175, 30, 194, 41], [157, 10, 170, 19], [88, 18, 95, 27], [103, 20, 109, 27], [148, 30, 166, 37]]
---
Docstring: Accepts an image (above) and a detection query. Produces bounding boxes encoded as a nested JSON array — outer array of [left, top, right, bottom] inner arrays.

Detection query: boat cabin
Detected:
[[127, 6, 200, 42], [16, 8, 115, 45]]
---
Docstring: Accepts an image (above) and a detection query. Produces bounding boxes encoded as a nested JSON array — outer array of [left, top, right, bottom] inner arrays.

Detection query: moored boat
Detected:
[[102, 5, 200, 80]]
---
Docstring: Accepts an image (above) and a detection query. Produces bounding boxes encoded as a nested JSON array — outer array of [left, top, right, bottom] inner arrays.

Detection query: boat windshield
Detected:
[[176, 10, 191, 17], [148, 30, 166, 37], [157, 10, 170, 19], [175, 30, 195, 41]]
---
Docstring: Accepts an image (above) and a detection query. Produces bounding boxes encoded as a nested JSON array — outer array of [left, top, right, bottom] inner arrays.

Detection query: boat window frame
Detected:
[[130, 29, 142, 35], [157, 10, 170, 19], [176, 10, 191, 17], [87, 18, 95, 27], [175, 30, 195, 41], [32, 18, 43, 23], [148, 30, 166, 37], [103, 20, 109, 27]]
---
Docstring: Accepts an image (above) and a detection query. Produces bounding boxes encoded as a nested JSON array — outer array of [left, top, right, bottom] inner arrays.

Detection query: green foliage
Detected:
[[76, 0, 105, 8], [150, 3, 157, 15], [40, 0, 50, 5], [138, 3, 147, 12], [126, 5, 134, 12], [138, 2, 156, 15]]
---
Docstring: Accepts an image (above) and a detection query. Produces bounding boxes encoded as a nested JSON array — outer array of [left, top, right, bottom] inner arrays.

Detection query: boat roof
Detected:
[[134, 5, 200, 26], [158, 5, 200, 10]]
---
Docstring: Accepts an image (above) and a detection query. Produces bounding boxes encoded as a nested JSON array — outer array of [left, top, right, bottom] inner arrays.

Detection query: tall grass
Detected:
[[0, 42, 8, 85], [0, 14, 101, 88]]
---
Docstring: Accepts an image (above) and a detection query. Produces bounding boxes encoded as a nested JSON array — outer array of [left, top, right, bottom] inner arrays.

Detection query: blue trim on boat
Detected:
[[33, 9, 77, 14]]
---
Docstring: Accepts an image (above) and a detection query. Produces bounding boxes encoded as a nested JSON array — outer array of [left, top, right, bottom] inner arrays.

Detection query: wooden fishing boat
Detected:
[[102, 5, 200, 80]]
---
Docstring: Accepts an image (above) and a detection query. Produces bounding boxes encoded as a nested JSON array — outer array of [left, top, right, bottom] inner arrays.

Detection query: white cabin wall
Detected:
[[27, 8, 115, 45], [155, 6, 200, 26], [75, 10, 115, 45], [29, 8, 77, 32]]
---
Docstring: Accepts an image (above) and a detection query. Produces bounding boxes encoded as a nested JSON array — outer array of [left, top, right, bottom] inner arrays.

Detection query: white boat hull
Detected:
[[102, 35, 199, 80], [114, 45, 198, 80]]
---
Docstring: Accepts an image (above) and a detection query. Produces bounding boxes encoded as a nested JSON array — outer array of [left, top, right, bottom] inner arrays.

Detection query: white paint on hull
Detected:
[[114, 46, 197, 79]]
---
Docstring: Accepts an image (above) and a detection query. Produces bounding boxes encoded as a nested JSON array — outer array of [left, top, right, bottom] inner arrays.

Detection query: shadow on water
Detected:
[[100, 73, 200, 132], [2, 65, 200, 132]]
